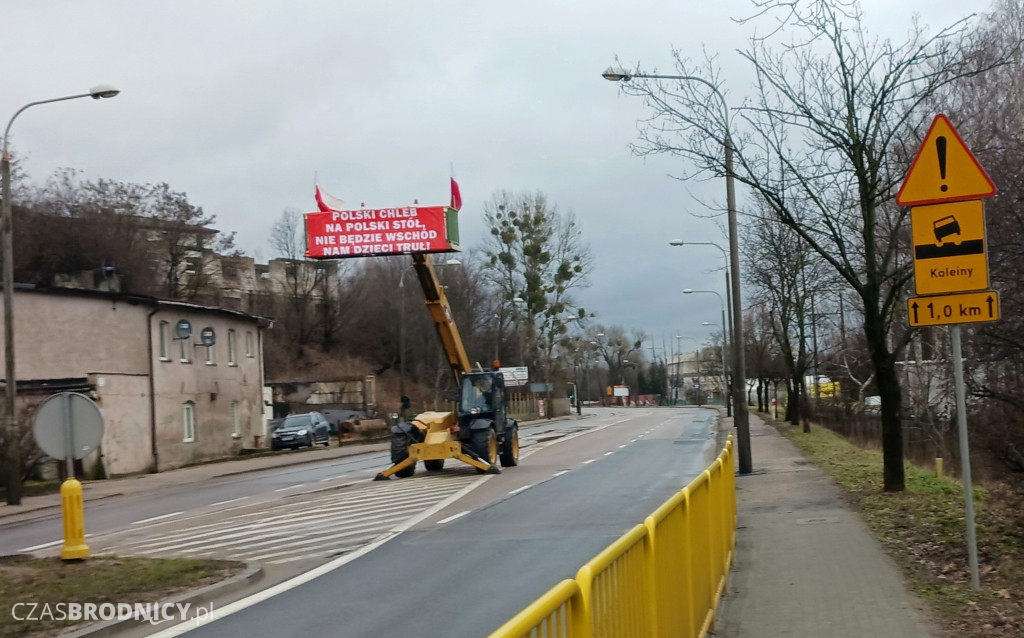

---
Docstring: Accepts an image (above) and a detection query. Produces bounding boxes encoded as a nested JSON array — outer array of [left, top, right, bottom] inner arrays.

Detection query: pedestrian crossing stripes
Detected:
[[93, 471, 482, 565]]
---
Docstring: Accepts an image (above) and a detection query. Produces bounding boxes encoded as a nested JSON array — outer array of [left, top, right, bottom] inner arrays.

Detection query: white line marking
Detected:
[[131, 512, 183, 525], [604, 451, 614, 456], [18, 539, 63, 552], [147, 473, 496, 637], [508, 485, 532, 496], [553, 470, 570, 477], [584, 459, 596, 464], [619, 444, 627, 448], [208, 497, 248, 507], [436, 511, 471, 525], [274, 484, 305, 492]]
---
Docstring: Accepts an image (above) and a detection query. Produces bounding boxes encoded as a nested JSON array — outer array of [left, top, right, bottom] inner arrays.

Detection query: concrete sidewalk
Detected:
[[0, 439, 391, 525], [714, 411, 944, 637]]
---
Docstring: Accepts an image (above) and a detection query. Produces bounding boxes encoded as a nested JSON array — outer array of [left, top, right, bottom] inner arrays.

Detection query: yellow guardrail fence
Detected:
[[489, 436, 736, 638]]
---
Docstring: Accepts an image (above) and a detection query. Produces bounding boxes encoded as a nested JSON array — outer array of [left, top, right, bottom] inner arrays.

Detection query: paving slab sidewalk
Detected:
[[714, 411, 946, 638]]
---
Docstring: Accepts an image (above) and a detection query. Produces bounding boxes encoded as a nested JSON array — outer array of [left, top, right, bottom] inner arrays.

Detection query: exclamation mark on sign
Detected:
[[936, 136, 948, 192]]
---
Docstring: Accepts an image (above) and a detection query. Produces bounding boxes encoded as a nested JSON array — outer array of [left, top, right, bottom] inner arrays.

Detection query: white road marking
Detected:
[[436, 511, 471, 525], [18, 539, 63, 552], [508, 485, 532, 496], [131, 512, 183, 525], [147, 472, 498, 637], [208, 497, 249, 507], [553, 470, 570, 477], [584, 459, 596, 464], [619, 444, 627, 448], [274, 484, 305, 492], [604, 451, 614, 456]]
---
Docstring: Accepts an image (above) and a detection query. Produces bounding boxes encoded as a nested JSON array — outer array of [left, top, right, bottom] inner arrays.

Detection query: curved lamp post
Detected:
[[685, 288, 731, 416], [2, 86, 120, 505], [605, 66, 751, 473]]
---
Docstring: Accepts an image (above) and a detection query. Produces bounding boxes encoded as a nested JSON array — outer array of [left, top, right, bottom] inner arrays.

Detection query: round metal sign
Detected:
[[32, 392, 105, 460], [200, 326, 216, 346], [176, 319, 192, 339]]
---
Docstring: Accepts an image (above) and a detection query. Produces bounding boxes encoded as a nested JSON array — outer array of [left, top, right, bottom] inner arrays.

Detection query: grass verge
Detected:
[[768, 417, 1024, 637], [0, 555, 243, 637]]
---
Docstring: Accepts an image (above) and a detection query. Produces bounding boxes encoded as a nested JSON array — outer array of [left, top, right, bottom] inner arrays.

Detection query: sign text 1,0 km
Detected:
[[908, 290, 999, 327]]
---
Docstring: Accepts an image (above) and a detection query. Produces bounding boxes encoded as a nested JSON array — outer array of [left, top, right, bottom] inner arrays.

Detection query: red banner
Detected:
[[304, 206, 456, 258]]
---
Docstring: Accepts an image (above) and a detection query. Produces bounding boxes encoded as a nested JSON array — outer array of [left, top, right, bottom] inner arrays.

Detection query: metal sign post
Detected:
[[950, 325, 980, 590]]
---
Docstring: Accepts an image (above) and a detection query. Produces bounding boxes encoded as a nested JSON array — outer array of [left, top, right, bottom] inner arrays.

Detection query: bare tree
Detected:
[[617, 0, 1008, 490], [480, 190, 593, 380]]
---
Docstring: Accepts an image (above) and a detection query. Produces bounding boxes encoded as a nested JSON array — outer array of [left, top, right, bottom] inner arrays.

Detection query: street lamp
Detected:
[[2, 85, 120, 505], [669, 239, 733, 364], [398, 258, 460, 418], [605, 66, 751, 473], [685, 288, 730, 417]]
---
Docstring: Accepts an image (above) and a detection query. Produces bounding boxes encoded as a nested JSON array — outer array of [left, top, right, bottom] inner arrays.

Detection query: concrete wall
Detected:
[[90, 373, 152, 475], [0, 292, 150, 379]]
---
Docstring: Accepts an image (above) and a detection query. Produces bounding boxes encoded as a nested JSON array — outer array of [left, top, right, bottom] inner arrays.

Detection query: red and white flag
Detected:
[[314, 181, 345, 212], [450, 177, 462, 211]]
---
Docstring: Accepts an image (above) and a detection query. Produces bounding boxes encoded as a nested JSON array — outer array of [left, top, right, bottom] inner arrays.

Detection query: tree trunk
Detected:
[[864, 308, 905, 492], [785, 378, 800, 425]]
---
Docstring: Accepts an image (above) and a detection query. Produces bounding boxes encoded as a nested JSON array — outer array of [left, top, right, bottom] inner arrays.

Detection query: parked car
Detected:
[[271, 412, 331, 450]]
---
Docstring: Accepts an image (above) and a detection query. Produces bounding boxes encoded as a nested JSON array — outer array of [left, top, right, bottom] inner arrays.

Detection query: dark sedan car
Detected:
[[270, 412, 331, 450]]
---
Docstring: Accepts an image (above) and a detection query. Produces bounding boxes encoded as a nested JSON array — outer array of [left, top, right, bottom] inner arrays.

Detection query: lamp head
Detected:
[[601, 66, 631, 82], [444, 258, 461, 266], [682, 288, 694, 294], [669, 239, 684, 246], [88, 85, 120, 99]]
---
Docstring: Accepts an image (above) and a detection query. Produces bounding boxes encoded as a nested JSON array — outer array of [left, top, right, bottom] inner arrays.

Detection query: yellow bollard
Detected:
[[60, 478, 89, 561], [936, 457, 944, 478]]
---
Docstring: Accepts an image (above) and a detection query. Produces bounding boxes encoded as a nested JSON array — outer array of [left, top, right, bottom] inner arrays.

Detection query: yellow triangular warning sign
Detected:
[[896, 114, 995, 207]]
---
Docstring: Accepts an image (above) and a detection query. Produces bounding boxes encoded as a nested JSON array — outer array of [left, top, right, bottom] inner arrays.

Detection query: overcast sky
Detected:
[[1, 0, 976, 355]]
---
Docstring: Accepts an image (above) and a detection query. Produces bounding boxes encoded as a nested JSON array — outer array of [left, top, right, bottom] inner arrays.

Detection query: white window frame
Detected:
[[231, 401, 241, 438], [180, 336, 191, 363], [205, 342, 216, 365], [245, 331, 254, 358], [183, 402, 196, 442], [227, 329, 237, 366], [159, 321, 170, 361]]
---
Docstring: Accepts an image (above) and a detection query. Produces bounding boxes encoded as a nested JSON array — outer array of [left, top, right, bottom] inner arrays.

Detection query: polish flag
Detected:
[[450, 177, 462, 211], [314, 183, 345, 212]]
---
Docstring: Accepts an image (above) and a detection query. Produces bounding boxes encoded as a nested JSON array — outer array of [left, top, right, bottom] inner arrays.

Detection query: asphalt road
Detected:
[[0, 450, 387, 556], [148, 407, 719, 638]]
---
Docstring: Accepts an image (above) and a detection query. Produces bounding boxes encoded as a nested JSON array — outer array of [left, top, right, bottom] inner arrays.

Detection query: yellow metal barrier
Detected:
[[489, 437, 735, 638]]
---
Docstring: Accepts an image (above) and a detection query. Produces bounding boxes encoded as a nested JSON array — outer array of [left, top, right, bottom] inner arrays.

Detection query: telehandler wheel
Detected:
[[390, 434, 416, 478], [424, 459, 445, 471], [471, 427, 498, 472], [499, 425, 519, 467]]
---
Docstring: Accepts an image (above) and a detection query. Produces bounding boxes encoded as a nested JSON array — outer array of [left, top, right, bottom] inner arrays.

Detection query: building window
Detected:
[[180, 336, 191, 363], [205, 342, 216, 365], [159, 321, 170, 361], [231, 401, 240, 438], [227, 330, 237, 366], [183, 402, 196, 442], [245, 331, 254, 358]]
